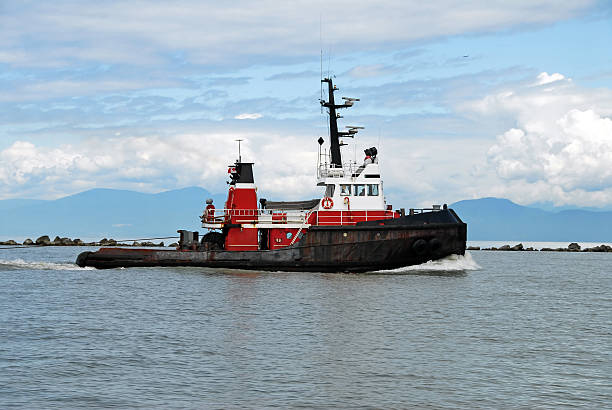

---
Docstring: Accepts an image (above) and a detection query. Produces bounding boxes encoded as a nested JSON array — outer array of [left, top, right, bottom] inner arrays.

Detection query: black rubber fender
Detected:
[[76, 251, 92, 267], [201, 231, 225, 249], [429, 238, 442, 251], [412, 239, 428, 255]]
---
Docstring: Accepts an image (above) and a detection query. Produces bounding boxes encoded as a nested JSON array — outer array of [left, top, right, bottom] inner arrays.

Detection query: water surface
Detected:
[[1, 247, 610, 408]]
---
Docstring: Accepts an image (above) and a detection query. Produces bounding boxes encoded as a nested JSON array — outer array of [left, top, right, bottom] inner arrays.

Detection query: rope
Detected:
[[114, 236, 179, 242]]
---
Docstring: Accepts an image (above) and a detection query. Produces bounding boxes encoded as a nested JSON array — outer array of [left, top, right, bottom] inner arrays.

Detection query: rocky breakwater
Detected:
[[0, 235, 177, 247], [467, 243, 612, 252]]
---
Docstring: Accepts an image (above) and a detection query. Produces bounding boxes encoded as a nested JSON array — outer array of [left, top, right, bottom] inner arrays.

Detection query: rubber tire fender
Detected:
[[201, 231, 225, 249], [429, 238, 442, 252], [412, 239, 428, 255]]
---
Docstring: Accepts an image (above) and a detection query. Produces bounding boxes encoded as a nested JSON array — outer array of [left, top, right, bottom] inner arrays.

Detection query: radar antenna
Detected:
[[320, 78, 362, 167]]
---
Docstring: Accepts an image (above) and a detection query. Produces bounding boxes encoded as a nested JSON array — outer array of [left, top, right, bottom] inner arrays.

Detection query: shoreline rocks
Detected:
[[35, 235, 51, 245], [583, 244, 612, 252], [477, 242, 612, 252]]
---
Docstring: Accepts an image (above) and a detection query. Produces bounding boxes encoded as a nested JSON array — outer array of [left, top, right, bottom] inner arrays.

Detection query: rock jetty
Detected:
[[473, 242, 612, 252], [0, 236, 173, 247]]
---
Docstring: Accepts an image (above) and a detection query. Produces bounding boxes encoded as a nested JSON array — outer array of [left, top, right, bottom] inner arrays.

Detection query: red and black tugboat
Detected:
[[77, 78, 466, 272]]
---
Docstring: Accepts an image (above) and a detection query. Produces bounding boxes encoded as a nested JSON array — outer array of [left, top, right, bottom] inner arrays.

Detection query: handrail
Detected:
[[202, 208, 311, 224], [317, 160, 362, 178], [408, 206, 445, 215], [202, 208, 396, 226], [315, 210, 395, 225]]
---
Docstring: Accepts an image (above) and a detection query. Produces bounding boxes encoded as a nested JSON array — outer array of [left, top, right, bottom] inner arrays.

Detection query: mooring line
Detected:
[[114, 236, 179, 242]]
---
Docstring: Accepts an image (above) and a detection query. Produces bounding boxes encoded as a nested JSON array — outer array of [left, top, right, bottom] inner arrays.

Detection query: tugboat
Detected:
[[76, 78, 466, 272]]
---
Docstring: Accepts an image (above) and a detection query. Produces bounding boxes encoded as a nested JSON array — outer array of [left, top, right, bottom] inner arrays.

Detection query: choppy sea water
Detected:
[[1, 246, 610, 409]]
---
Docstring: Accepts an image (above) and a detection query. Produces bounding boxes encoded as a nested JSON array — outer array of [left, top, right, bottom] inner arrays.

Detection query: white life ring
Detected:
[[321, 197, 334, 209]]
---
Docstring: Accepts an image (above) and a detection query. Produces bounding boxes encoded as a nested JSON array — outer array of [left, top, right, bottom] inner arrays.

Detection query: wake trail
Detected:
[[0, 258, 95, 271], [373, 252, 481, 274]]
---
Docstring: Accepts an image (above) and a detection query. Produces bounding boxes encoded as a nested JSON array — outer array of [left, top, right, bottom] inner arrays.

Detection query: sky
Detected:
[[1, 0, 612, 209]]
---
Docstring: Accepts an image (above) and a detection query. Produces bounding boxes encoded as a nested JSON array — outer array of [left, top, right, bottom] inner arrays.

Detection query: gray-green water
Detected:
[[1, 247, 610, 408]]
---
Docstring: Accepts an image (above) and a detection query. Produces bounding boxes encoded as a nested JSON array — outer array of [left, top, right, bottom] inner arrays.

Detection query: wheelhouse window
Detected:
[[325, 184, 335, 197], [367, 184, 379, 196], [340, 184, 351, 196], [354, 184, 366, 196]]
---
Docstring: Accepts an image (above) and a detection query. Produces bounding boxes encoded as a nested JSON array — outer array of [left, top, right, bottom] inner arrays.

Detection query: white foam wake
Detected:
[[0, 258, 94, 271], [373, 252, 481, 274]]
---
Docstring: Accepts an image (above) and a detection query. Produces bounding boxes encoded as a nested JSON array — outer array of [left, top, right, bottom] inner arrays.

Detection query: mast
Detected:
[[320, 78, 360, 167]]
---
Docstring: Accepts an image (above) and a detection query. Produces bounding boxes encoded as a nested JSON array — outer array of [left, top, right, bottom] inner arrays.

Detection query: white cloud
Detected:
[[0, 132, 318, 200], [535, 72, 565, 85], [489, 110, 612, 189], [0, 127, 488, 207], [0, 1, 596, 68], [466, 72, 612, 206], [234, 113, 263, 120]]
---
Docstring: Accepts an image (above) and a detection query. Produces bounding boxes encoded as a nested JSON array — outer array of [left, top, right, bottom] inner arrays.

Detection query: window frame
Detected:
[[367, 184, 379, 196], [340, 184, 351, 196]]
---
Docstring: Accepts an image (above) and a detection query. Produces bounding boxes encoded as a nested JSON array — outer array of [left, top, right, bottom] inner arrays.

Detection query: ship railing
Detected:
[[258, 209, 312, 225], [202, 208, 312, 225], [317, 161, 360, 179], [202, 208, 401, 227], [314, 209, 396, 225], [407, 205, 445, 215]]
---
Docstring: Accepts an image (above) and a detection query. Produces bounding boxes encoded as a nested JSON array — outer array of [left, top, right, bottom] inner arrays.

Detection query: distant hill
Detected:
[[0, 187, 225, 240], [451, 197, 612, 241]]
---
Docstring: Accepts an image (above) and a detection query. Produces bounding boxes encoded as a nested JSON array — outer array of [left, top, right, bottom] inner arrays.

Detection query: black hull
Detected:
[[76, 210, 467, 272]]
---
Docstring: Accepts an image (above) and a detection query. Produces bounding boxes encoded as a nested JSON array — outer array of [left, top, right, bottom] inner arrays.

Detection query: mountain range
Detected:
[[450, 197, 611, 242], [0, 188, 610, 241], [0, 187, 226, 241]]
